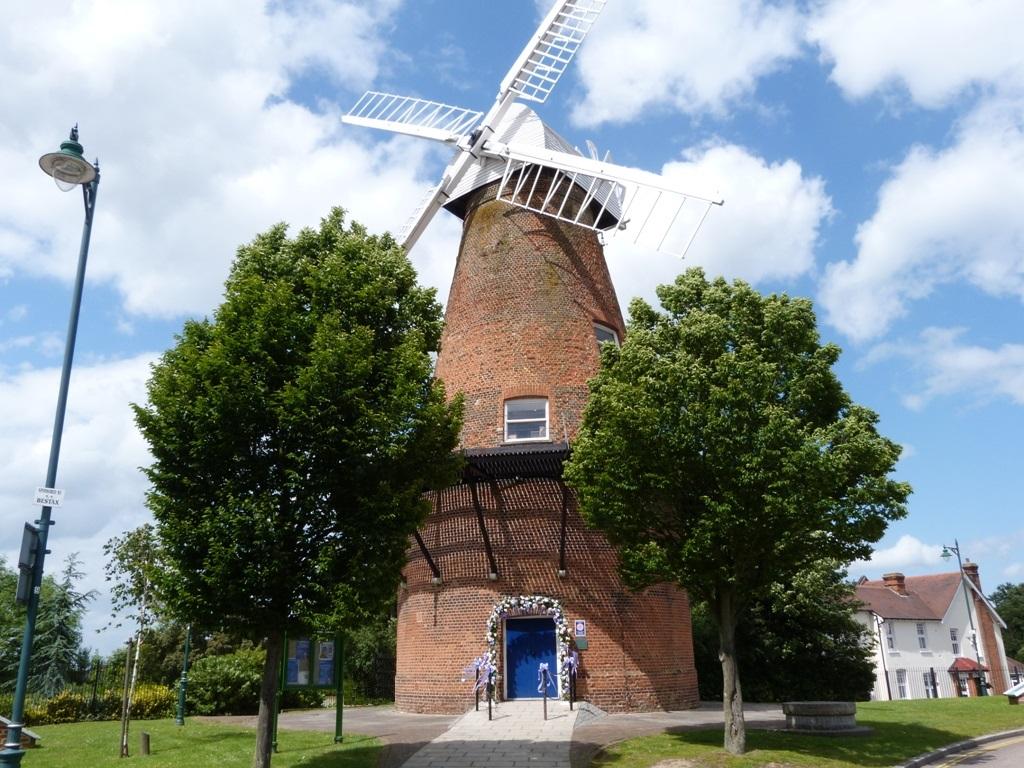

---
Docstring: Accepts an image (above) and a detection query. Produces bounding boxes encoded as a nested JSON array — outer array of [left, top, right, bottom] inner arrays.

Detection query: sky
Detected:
[[2, 0, 1023, 655]]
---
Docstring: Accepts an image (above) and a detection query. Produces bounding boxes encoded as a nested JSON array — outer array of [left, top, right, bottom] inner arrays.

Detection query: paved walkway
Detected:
[[204, 701, 787, 768], [402, 700, 578, 768]]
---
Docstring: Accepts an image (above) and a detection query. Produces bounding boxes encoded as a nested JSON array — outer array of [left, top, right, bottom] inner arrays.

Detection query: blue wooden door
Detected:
[[505, 617, 556, 699]]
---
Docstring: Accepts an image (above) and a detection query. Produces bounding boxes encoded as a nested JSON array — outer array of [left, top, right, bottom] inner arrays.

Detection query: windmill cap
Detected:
[[443, 103, 622, 229]]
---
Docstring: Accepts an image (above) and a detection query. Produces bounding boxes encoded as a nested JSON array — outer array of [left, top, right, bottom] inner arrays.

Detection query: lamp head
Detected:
[[941, 546, 953, 561], [39, 125, 96, 191]]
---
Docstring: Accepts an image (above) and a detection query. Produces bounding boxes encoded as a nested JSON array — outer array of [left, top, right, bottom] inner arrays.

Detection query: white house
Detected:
[[854, 562, 1012, 700]]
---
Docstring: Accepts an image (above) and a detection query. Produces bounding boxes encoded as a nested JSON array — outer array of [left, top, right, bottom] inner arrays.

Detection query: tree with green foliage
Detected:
[[692, 560, 875, 703], [104, 524, 164, 756], [0, 561, 21, 682], [109, 620, 239, 688], [564, 268, 910, 754], [133, 209, 462, 768], [990, 582, 1024, 660], [2, 554, 96, 696]]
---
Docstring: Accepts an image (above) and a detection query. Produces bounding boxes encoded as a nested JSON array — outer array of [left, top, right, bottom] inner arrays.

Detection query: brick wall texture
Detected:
[[396, 186, 699, 713], [435, 182, 625, 449]]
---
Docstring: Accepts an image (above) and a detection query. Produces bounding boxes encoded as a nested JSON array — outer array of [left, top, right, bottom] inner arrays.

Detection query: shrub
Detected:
[[281, 688, 325, 710], [131, 683, 176, 719], [17, 683, 174, 725], [188, 647, 264, 715], [43, 690, 84, 724]]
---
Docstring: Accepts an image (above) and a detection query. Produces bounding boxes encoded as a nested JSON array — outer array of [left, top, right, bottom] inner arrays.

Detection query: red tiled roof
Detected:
[[949, 657, 988, 673], [855, 584, 940, 619], [854, 572, 962, 620]]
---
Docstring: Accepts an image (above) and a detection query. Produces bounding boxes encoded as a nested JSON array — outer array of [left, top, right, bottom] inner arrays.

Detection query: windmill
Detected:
[[343, 0, 722, 257], [339, 0, 706, 714]]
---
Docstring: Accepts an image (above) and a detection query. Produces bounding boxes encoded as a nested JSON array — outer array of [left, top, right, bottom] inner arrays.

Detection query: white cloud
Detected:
[[820, 99, 1024, 341], [958, 531, 1024, 574], [570, 0, 804, 126], [0, 0, 458, 320], [0, 354, 157, 653], [898, 327, 1024, 409], [606, 142, 832, 305], [809, 0, 1024, 108], [854, 532, 1024, 581], [853, 534, 945, 574], [4, 305, 27, 322]]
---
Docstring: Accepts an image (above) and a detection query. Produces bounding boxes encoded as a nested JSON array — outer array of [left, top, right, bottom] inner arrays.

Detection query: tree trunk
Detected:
[[716, 591, 746, 755], [123, 588, 148, 753], [253, 630, 284, 768], [119, 637, 134, 757], [124, 627, 143, 733]]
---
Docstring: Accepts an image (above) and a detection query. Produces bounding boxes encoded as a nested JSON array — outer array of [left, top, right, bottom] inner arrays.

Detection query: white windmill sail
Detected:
[[342, 1, 611, 251], [484, 140, 723, 256], [341, 0, 722, 255], [502, 0, 607, 103], [345, 92, 482, 144]]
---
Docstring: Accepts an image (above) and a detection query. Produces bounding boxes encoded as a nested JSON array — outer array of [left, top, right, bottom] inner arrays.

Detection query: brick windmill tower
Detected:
[[344, 0, 721, 713]]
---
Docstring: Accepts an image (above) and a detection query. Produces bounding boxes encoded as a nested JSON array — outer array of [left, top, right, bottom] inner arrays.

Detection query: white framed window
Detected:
[[958, 672, 970, 697], [923, 671, 938, 699], [885, 622, 895, 650], [896, 669, 908, 699], [593, 322, 619, 348], [504, 398, 549, 442], [950, 627, 960, 655], [916, 622, 927, 649]]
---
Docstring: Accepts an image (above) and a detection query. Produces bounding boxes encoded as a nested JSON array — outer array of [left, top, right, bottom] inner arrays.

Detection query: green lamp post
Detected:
[[0, 127, 100, 767], [942, 539, 985, 692]]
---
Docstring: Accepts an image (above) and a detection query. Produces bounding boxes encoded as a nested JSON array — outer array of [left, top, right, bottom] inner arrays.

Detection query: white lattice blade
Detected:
[[500, 0, 606, 104], [486, 141, 724, 204], [489, 143, 722, 257], [616, 186, 718, 258], [344, 91, 482, 144], [398, 182, 450, 252], [495, 156, 623, 232]]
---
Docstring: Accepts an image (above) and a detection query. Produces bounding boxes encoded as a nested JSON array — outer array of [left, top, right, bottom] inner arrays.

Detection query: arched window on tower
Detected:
[[504, 397, 549, 442], [593, 322, 619, 348]]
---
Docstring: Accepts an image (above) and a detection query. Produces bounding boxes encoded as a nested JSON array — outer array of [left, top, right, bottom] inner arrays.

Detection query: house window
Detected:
[[885, 622, 895, 650], [504, 398, 548, 442], [923, 671, 939, 699], [950, 627, 960, 655], [916, 623, 927, 649], [896, 669, 908, 699], [593, 322, 619, 348]]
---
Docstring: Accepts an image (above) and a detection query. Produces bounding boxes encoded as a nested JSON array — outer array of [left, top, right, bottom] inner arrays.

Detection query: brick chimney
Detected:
[[883, 572, 907, 595], [962, 561, 1010, 693], [962, 560, 981, 589]]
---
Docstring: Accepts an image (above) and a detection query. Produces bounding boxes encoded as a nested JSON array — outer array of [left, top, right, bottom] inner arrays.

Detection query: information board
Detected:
[[284, 636, 338, 689]]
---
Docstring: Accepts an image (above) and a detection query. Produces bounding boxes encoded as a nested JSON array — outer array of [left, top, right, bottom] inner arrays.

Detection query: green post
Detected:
[[0, 128, 100, 768], [272, 632, 285, 753], [334, 633, 344, 743], [175, 624, 192, 726]]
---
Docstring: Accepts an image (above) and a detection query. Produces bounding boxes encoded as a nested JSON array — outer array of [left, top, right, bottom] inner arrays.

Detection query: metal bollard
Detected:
[[475, 669, 480, 711], [487, 677, 493, 721], [140, 731, 150, 755]]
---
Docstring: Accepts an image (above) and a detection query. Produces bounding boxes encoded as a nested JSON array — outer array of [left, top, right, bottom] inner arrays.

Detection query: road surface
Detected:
[[933, 734, 1024, 767]]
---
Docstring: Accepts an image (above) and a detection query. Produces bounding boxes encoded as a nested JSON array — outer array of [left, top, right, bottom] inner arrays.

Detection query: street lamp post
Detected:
[[0, 127, 99, 767], [175, 625, 192, 726], [941, 539, 984, 693]]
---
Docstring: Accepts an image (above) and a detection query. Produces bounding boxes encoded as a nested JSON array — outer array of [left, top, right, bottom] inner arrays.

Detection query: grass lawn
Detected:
[[27, 718, 380, 768], [594, 698, 1024, 768]]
